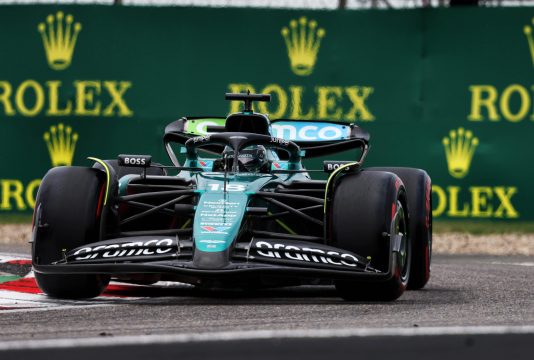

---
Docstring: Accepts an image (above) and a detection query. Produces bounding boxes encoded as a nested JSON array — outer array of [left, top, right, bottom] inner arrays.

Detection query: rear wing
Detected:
[[163, 117, 369, 161], [270, 119, 369, 157]]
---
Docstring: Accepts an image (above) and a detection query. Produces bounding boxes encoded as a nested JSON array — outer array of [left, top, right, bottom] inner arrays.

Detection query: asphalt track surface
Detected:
[[0, 245, 533, 359]]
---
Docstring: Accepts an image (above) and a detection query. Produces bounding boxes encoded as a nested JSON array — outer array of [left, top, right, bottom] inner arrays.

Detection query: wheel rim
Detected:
[[394, 200, 410, 282]]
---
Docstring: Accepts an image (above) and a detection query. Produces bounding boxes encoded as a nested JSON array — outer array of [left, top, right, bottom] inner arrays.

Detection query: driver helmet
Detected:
[[238, 145, 267, 172], [221, 145, 268, 172]]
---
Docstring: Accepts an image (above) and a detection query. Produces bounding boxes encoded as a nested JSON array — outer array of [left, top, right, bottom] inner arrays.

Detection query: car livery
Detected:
[[32, 92, 432, 301]]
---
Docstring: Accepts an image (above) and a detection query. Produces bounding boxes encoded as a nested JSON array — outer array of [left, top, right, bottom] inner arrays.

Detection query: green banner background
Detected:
[[0, 5, 532, 221]]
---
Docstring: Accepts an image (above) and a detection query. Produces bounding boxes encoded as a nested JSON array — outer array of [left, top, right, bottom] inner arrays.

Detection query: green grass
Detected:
[[434, 220, 534, 234]]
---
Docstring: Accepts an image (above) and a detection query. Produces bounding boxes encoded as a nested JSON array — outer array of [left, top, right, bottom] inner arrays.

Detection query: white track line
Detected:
[[491, 261, 534, 267], [0, 326, 534, 351]]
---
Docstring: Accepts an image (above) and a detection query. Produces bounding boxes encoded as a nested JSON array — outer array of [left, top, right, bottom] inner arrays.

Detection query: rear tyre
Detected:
[[331, 171, 411, 301], [32, 167, 110, 299], [367, 167, 432, 290]]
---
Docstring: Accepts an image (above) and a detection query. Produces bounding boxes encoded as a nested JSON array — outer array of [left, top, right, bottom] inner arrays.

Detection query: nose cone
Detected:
[[192, 192, 248, 269]]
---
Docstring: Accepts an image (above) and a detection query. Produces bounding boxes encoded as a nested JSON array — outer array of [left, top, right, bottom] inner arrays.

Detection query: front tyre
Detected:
[[367, 167, 432, 290], [32, 167, 110, 299], [330, 171, 411, 301]]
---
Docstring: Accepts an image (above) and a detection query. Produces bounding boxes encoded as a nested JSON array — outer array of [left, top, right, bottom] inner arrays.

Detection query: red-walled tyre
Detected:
[[331, 171, 411, 301], [32, 167, 110, 299], [367, 167, 432, 290]]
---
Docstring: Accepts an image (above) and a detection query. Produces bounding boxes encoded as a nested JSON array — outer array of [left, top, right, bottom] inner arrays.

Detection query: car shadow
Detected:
[[101, 282, 461, 306]]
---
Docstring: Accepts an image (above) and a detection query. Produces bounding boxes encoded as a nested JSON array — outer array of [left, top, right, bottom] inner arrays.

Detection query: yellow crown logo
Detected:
[[442, 127, 479, 179], [43, 123, 79, 167], [281, 17, 325, 76], [524, 18, 534, 66], [37, 11, 82, 71]]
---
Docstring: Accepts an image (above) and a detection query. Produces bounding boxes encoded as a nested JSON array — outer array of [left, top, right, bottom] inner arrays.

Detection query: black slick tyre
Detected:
[[331, 171, 411, 301], [32, 167, 110, 299], [367, 167, 432, 290]]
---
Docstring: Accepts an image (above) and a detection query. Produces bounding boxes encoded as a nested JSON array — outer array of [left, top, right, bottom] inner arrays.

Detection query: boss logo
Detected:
[[118, 154, 152, 167], [323, 161, 355, 173], [125, 158, 146, 165]]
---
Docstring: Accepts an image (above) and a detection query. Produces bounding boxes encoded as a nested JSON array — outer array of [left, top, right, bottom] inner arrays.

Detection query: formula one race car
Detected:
[[32, 93, 432, 301]]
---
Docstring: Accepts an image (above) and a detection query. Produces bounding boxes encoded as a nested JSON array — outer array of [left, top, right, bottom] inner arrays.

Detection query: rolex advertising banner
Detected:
[[0, 5, 532, 222]]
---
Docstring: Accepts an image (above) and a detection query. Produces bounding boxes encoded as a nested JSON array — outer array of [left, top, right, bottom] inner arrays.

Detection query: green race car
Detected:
[[32, 92, 432, 301]]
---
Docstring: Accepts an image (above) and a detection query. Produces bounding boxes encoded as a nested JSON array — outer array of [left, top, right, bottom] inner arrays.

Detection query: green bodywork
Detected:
[[191, 173, 274, 252], [118, 159, 308, 253], [117, 115, 317, 255]]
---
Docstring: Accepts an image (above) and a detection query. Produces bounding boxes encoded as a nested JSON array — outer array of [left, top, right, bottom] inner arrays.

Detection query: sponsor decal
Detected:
[[193, 135, 211, 143], [198, 199, 240, 227], [38, 11, 82, 71], [524, 17, 534, 67], [270, 137, 289, 146], [272, 122, 350, 141], [198, 239, 226, 249], [227, 16, 374, 122], [186, 119, 351, 142], [228, 83, 375, 122], [467, 22, 534, 123], [454, 24, 531, 219], [442, 127, 478, 179], [43, 123, 79, 167], [468, 84, 534, 123], [200, 226, 230, 234], [254, 241, 359, 268], [194, 193, 248, 252], [323, 161, 354, 173], [272, 162, 288, 171], [1, 10, 135, 214], [198, 239, 225, 244], [281, 17, 325, 77], [198, 160, 214, 170], [432, 185, 518, 219], [0, 79, 133, 118], [433, 128, 519, 219], [184, 118, 226, 135], [118, 154, 152, 167], [70, 238, 176, 261], [0, 179, 41, 211], [0, 11, 133, 119]]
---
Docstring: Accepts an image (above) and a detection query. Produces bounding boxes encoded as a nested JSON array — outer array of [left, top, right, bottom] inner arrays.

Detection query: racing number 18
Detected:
[[207, 183, 246, 192]]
